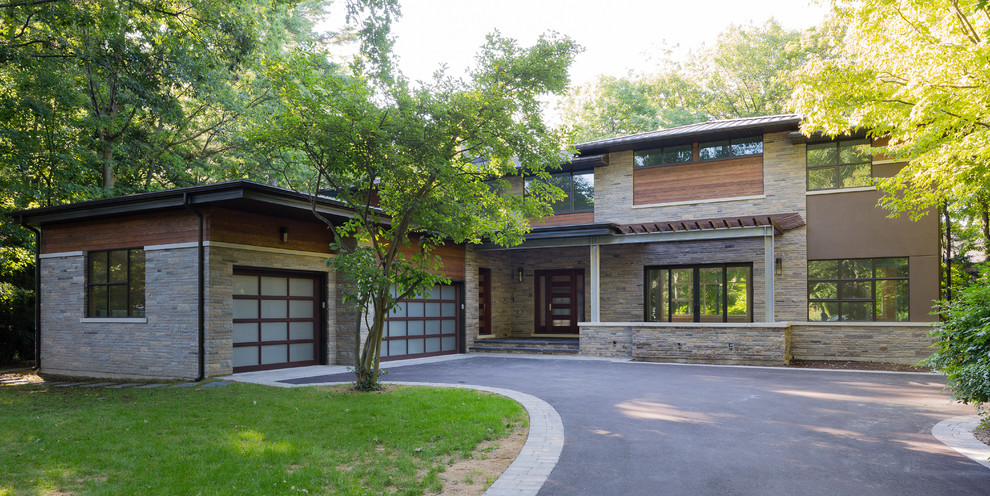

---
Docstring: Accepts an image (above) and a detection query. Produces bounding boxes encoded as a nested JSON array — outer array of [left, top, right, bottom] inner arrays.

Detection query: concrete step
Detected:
[[470, 338, 579, 355]]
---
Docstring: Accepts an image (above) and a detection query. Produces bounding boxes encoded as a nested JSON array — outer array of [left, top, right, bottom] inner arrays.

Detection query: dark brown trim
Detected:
[[479, 268, 492, 336]]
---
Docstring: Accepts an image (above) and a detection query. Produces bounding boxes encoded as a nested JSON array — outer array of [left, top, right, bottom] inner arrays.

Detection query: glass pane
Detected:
[[548, 173, 572, 212], [289, 278, 314, 297], [290, 321, 314, 340], [809, 301, 838, 321], [233, 275, 258, 296], [89, 285, 108, 317], [441, 285, 456, 300], [645, 269, 667, 322], [808, 260, 839, 280], [261, 300, 287, 319], [670, 268, 694, 322], [408, 338, 424, 354], [261, 277, 287, 296], [90, 251, 107, 284], [663, 144, 692, 164], [726, 267, 750, 319], [808, 282, 837, 300], [425, 337, 441, 353], [839, 140, 871, 164], [441, 336, 456, 351], [389, 321, 407, 337], [698, 140, 730, 160], [109, 250, 128, 283], [232, 347, 258, 367], [426, 302, 441, 317], [839, 281, 872, 299], [840, 259, 873, 279], [389, 340, 407, 357], [839, 164, 872, 188], [807, 168, 836, 190], [698, 268, 723, 321], [261, 322, 287, 342], [233, 323, 257, 343], [233, 299, 258, 319], [408, 320, 425, 336], [537, 274, 546, 327], [731, 136, 763, 156], [634, 148, 662, 167], [807, 143, 836, 166], [441, 319, 454, 333], [289, 300, 314, 319], [572, 172, 594, 210], [129, 250, 145, 317], [875, 279, 909, 321], [391, 302, 406, 317], [441, 302, 456, 316], [109, 285, 128, 317], [260, 345, 287, 364], [408, 302, 424, 318], [289, 343, 314, 362], [875, 258, 909, 278], [425, 319, 441, 333], [841, 301, 873, 321]]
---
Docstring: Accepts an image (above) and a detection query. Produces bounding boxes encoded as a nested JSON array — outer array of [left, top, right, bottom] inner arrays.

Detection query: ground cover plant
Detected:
[[0, 382, 525, 496]]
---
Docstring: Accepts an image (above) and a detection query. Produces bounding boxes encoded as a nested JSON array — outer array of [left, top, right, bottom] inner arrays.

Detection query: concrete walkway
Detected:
[[228, 355, 990, 496]]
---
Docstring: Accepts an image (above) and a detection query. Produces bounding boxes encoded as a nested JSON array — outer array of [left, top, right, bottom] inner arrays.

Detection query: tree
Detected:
[[791, 0, 990, 230], [559, 19, 827, 142], [252, 2, 579, 390]]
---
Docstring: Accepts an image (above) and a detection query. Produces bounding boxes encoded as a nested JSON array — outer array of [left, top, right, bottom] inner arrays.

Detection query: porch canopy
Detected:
[[477, 212, 805, 323]]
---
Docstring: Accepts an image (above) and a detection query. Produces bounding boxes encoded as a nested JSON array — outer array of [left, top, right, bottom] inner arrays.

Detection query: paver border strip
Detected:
[[932, 415, 990, 470]]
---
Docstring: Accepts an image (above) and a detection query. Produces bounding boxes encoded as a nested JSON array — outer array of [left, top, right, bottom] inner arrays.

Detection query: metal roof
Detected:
[[576, 114, 802, 154]]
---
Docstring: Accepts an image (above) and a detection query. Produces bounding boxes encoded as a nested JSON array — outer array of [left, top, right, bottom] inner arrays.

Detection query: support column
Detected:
[[590, 240, 600, 323], [764, 228, 775, 323]]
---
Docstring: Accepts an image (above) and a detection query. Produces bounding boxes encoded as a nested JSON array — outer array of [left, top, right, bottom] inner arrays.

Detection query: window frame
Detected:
[[806, 139, 873, 191], [634, 135, 764, 169], [86, 248, 146, 318], [697, 136, 764, 162], [807, 257, 909, 322], [644, 263, 753, 323], [524, 170, 595, 214]]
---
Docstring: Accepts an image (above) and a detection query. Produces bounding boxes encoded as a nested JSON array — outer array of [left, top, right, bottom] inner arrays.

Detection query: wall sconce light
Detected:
[[517, 268, 524, 282], [775, 258, 782, 276], [280, 227, 289, 243]]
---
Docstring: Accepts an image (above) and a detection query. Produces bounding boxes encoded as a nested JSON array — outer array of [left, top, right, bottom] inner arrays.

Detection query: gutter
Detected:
[[183, 194, 206, 381], [19, 215, 41, 371]]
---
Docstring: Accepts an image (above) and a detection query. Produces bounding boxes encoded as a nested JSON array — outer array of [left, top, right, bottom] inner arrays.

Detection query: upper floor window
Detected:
[[698, 136, 763, 161], [635, 144, 692, 167], [645, 264, 752, 323], [806, 139, 872, 191], [87, 248, 146, 318], [525, 171, 594, 213], [808, 257, 908, 322]]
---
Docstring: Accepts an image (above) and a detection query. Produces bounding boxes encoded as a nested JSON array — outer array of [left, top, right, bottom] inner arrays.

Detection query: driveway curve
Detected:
[[278, 355, 988, 496]]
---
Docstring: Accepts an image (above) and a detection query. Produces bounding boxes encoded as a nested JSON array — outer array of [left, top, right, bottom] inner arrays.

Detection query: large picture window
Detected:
[[645, 264, 752, 323], [525, 171, 594, 213], [808, 258, 908, 321], [807, 139, 872, 190], [87, 248, 146, 318]]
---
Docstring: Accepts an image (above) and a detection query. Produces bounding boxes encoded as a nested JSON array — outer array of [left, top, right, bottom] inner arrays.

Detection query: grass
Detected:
[[0, 381, 526, 496]]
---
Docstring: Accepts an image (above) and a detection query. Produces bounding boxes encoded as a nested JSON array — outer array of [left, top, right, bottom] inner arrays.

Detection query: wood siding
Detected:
[[41, 210, 199, 254], [633, 156, 764, 205], [206, 207, 334, 254], [530, 211, 595, 227], [398, 237, 466, 281]]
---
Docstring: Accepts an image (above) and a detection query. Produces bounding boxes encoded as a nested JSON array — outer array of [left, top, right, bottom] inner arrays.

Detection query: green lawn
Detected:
[[0, 381, 526, 496]]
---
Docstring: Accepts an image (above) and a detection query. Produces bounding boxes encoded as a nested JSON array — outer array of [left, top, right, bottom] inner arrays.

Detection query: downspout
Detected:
[[19, 216, 41, 371], [183, 194, 206, 381]]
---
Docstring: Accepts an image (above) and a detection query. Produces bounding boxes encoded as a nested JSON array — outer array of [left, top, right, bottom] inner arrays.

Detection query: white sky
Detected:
[[384, 0, 830, 86]]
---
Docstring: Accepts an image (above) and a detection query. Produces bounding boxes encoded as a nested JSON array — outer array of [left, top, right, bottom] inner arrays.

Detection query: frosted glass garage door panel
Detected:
[[407, 339, 424, 354], [233, 347, 258, 367], [442, 336, 456, 351], [261, 345, 288, 365], [261, 300, 287, 319], [233, 300, 258, 319], [289, 321, 313, 340], [261, 277, 287, 296], [389, 340, 406, 357], [233, 323, 257, 343], [289, 300, 314, 319], [261, 322, 287, 341], [290, 343, 314, 362], [233, 275, 258, 295], [289, 278, 314, 297], [425, 337, 441, 353]]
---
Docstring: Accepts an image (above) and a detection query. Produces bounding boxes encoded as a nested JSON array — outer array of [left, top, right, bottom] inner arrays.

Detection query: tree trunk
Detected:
[[355, 294, 388, 391], [101, 136, 115, 189]]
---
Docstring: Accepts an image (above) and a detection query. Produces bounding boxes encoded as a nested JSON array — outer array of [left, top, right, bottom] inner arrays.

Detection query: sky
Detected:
[[383, 0, 831, 86]]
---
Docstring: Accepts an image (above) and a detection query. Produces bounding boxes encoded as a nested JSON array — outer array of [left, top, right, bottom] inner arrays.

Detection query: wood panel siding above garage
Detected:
[[41, 210, 200, 254], [633, 155, 764, 205], [207, 207, 335, 254], [530, 211, 595, 227]]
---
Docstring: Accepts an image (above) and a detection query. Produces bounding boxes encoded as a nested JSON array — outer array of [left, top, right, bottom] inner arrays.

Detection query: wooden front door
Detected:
[[535, 269, 584, 334]]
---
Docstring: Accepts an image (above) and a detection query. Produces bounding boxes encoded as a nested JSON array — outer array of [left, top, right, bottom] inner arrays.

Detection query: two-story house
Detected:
[[12, 115, 939, 379]]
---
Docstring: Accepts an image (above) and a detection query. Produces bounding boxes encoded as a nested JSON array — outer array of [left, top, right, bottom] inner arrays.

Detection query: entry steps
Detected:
[[469, 337, 579, 356]]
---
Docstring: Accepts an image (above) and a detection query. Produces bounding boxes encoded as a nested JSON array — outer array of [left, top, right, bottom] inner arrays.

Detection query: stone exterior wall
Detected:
[[790, 323, 934, 365], [39, 248, 200, 379], [579, 323, 790, 365], [206, 243, 337, 376]]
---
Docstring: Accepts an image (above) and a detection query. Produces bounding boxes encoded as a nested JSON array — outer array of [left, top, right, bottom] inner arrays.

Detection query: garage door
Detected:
[[382, 283, 460, 360], [232, 271, 321, 372]]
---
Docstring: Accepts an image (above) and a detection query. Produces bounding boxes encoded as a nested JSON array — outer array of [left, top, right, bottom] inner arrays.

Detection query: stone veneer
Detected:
[[789, 322, 934, 365]]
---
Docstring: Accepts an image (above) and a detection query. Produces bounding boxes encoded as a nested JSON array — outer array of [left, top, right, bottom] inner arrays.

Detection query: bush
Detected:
[[0, 281, 34, 365], [925, 266, 990, 422]]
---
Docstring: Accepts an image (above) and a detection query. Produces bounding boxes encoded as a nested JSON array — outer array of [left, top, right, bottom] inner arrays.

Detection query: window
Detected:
[[645, 264, 752, 323], [808, 258, 908, 321], [634, 144, 692, 167], [525, 171, 594, 213], [87, 248, 145, 318], [698, 136, 763, 161], [807, 139, 872, 190]]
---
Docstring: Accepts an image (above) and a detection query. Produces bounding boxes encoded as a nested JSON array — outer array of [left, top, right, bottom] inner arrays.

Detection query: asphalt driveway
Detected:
[[282, 356, 988, 495]]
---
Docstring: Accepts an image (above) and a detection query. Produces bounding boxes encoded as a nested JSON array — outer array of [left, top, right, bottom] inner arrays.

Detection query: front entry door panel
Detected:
[[535, 269, 584, 334]]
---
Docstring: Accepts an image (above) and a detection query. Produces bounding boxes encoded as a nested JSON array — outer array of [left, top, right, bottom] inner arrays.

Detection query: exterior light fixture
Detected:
[[280, 227, 289, 243], [517, 268, 524, 282], [775, 258, 782, 276]]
